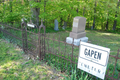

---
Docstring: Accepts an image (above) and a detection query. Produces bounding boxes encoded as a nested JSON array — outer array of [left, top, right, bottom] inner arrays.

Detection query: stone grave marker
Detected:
[[54, 19, 59, 31], [91, 26, 93, 30], [66, 16, 88, 46], [62, 21, 67, 30]]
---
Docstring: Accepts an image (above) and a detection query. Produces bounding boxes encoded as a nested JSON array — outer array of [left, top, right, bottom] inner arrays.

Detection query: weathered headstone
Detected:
[[54, 19, 59, 31], [91, 26, 93, 30], [62, 21, 67, 30], [66, 16, 88, 46]]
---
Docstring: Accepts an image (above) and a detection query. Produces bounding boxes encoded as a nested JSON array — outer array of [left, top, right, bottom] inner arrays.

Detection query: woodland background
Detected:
[[0, 0, 120, 32]]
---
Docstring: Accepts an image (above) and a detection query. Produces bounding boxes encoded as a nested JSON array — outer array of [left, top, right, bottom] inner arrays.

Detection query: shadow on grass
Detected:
[[0, 39, 64, 80]]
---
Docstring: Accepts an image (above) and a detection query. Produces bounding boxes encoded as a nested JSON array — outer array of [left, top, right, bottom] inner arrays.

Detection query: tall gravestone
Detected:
[[66, 16, 88, 46], [54, 19, 59, 31], [62, 21, 67, 30]]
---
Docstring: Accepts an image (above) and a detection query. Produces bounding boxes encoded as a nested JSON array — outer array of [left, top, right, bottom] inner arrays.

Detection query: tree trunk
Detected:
[[31, 0, 41, 27], [83, 7, 85, 16], [76, 0, 79, 13], [44, 0, 46, 24], [36, 8, 40, 27], [101, 21, 104, 30], [76, 8, 78, 13], [106, 19, 109, 30], [10, 0, 13, 24], [10, 1, 12, 12], [31, 8, 39, 25], [113, 16, 117, 30], [67, 14, 70, 27], [92, 1, 96, 29], [113, 0, 120, 30], [105, 12, 109, 30], [2, 0, 5, 22], [60, 17, 63, 27], [86, 20, 89, 28]]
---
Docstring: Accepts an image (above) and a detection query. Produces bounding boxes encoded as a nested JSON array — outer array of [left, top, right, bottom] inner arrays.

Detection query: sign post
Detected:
[[77, 41, 110, 79], [27, 18, 36, 28]]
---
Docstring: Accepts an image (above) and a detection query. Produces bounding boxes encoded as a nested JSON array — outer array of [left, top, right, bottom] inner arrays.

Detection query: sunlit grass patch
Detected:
[[85, 30, 120, 55], [0, 39, 65, 80]]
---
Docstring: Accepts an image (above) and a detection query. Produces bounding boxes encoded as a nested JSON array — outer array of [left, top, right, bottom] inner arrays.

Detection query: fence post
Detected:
[[71, 38, 74, 63], [0, 26, 1, 34], [38, 24, 41, 60], [0, 23, 3, 35], [38, 20, 46, 60], [21, 19, 28, 53]]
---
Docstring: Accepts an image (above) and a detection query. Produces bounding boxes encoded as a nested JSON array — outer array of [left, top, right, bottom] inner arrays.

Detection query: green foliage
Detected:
[[0, 1, 31, 23], [107, 63, 120, 79], [0, 0, 120, 31], [0, 31, 3, 38]]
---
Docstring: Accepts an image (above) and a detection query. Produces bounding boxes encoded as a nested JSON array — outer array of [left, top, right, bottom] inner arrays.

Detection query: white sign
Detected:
[[73, 18, 78, 27], [77, 41, 110, 79], [27, 23, 35, 28]]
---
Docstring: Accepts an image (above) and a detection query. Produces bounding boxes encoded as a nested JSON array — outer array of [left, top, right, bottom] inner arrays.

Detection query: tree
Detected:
[[92, 0, 96, 30], [113, 0, 120, 30], [30, 0, 41, 27]]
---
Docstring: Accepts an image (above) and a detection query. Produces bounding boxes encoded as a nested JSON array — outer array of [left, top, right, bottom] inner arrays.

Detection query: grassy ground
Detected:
[[0, 39, 66, 80], [45, 30, 120, 55], [86, 30, 120, 55], [43, 30, 120, 61]]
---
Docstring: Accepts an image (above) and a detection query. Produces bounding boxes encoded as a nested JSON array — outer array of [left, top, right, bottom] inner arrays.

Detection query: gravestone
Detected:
[[91, 26, 93, 30], [62, 22, 67, 30], [54, 19, 59, 31], [66, 16, 88, 46]]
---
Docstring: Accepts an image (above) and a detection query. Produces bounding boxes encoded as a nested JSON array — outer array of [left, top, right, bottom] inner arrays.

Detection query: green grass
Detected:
[[43, 30, 120, 64], [45, 30, 120, 55], [0, 39, 65, 80], [86, 30, 120, 55]]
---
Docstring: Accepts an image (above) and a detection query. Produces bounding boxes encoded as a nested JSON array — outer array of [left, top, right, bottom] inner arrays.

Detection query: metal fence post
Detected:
[[0, 27, 1, 34], [0, 24, 3, 37], [21, 19, 28, 53], [38, 20, 46, 60], [38, 24, 41, 60]]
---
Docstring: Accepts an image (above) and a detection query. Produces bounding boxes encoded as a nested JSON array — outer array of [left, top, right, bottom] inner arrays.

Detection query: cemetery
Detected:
[[0, 0, 120, 80]]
